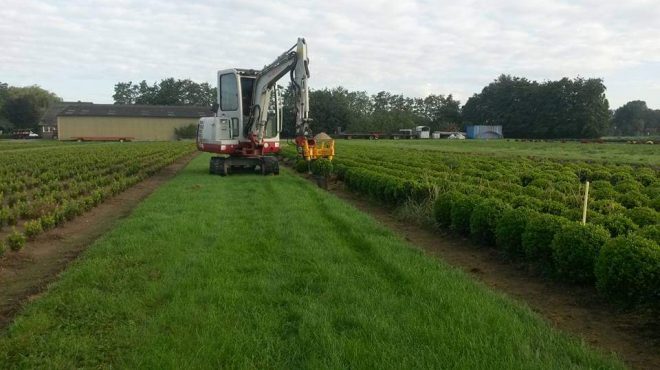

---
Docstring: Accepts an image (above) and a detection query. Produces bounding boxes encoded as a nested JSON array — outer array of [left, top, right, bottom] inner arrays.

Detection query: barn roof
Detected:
[[57, 104, 211, 119], [40, 101, 93, 126]]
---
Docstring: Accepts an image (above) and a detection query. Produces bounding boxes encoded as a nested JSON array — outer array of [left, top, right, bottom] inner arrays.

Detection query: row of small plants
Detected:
[[281, 144, 659, 308], [0, 142, 195, 255], [432, 193, 658, 307]]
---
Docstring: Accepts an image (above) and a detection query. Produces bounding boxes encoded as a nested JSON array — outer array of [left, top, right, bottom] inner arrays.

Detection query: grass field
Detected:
[[338, 139, 659, 165], [0, 154, 623, 369]]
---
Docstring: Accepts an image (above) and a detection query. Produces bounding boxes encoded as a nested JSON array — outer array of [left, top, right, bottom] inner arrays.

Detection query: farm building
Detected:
[[56, 104, 209, 141], [465, 125, 503, 139], [40, 101, 93, 139]]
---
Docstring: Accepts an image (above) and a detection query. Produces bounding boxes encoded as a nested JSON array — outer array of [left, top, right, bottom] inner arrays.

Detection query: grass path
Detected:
[[0, 154, 623, 369]]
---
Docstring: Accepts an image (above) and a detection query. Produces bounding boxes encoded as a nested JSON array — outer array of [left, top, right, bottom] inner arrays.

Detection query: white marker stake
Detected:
[[582, 181, 590, 225]]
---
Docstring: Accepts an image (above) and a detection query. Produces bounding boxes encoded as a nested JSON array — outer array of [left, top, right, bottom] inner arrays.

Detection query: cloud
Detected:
[[1, 0, 659, 107]]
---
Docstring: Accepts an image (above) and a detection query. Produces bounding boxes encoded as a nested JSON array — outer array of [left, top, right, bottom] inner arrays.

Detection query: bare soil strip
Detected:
[[302, 172, 659, 370], [0, 153, 198, 330]]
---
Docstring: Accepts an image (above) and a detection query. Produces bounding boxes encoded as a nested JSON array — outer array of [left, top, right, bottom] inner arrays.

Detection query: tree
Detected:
[[0, 82, 10, 130], [463, 75, 609, 139], [1, 85, 61, 130], [112, 78, 216, 106], [612, 100, 651, 136], [112, 82, 136, 104]]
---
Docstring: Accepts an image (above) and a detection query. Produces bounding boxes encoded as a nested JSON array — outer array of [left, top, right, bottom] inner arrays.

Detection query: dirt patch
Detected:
[[0, 153, 198, 330], [286, 164, 659, 370]]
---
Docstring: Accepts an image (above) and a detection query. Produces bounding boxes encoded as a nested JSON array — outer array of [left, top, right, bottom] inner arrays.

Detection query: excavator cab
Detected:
[[197, 69, 282, 157]]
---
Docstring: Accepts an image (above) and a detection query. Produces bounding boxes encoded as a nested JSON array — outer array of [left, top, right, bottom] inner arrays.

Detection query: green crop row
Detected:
[[0, 142, 195, 254], [282, 143, 659, 308]]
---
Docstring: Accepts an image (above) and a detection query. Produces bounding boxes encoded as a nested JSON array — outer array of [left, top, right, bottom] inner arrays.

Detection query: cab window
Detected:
[[219, 73, 238, 111]]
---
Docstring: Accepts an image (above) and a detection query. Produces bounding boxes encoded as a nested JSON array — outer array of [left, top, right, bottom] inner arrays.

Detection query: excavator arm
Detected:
[[247, 38, 333, 161]]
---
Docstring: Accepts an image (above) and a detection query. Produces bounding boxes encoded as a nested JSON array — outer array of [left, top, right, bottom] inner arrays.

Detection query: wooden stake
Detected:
[[582, 181, 590, 225]]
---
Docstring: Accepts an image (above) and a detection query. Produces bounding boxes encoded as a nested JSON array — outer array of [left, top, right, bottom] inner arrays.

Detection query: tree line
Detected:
[[279, 85, 462, 137], [112, 78, 216, 106], [117, 76, 654, 139], [1, 75, 655, 138], [462, 75, 611, 138]]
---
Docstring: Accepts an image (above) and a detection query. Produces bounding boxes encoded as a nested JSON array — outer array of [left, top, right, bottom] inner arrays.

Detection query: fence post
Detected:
[[582, 181, 590, 225]]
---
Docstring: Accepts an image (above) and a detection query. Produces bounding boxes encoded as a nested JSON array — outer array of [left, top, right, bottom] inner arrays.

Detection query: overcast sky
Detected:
[[1, 0, 659, 108]]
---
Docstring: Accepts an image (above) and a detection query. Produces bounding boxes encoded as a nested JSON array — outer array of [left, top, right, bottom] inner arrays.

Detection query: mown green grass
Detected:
[[339, 139, 659, 165], [0, 154, 623, 369]]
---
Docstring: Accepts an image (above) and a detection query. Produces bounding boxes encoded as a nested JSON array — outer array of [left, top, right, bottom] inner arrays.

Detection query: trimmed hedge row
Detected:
[[433, 195, 659, 307], [281, 143, 659, 308], [0, 142, 195, 248]]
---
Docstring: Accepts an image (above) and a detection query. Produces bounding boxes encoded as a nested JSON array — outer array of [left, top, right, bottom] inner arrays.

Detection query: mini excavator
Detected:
[[196, 38, 334, 176]]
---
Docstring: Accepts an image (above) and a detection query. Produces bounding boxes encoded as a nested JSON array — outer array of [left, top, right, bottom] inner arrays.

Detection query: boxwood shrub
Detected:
[[596, 213, 638, 237], [522, 214, 567, 272], [595, 235, 660, 306], [551, 222, 610, 284], [617, 191, 650, 209], [310, 158, 333, 177], [636, 225, 660, 244], [23, 219, 43, 239], [470, 198, 509, 246], [590, 199, 626, 215], [626, 206, 658, 227], [496, 207, 535, 259], [294, 160, 309, 173], [433, 191, 461, 228], [6, 229, 26, 251], [450, 195, 477, 236]]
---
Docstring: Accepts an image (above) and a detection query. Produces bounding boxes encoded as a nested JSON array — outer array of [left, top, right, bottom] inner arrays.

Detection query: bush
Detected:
[[433, 191, 461, 227], [610, 171, 634, 185], [294, 160, 309, 173], [450, 195, 476, 236], [310, 158, 333, 177], [7, 229, 26, 251], [470, 198, 509, 246], [522, 214, 567, 272], [40, 215, 57, 230], [496, 207, 534, 259], [551, 222, 610, 284], [595, 235, 660, 306], [617, 191, 650, 209], [0, 240, 6, 256], [626, 207, 658, 227], [596, 214, 638, 237], [540, 200, 567, 216], [636, 225, 660, 244], [174, 124, 198, 139], [63, 201, 80, 221], [591, 186, 616, 201], [23, 219, 43, 239], [509, 195, 544, 211], [590, 199, 626, 215], [614, 180, 641, 193], [651, 196, 660, 212]]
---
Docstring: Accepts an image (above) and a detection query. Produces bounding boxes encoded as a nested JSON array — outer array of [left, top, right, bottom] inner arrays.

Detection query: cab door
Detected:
[[217, 69, 242, 141]]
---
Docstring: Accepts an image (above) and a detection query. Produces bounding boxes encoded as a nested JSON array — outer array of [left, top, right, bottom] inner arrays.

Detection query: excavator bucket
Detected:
[[296, 134, 335, 161]]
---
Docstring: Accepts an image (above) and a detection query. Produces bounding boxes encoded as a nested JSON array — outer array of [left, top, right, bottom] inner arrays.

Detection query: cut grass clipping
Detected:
[[0, 154, 623, 369]]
